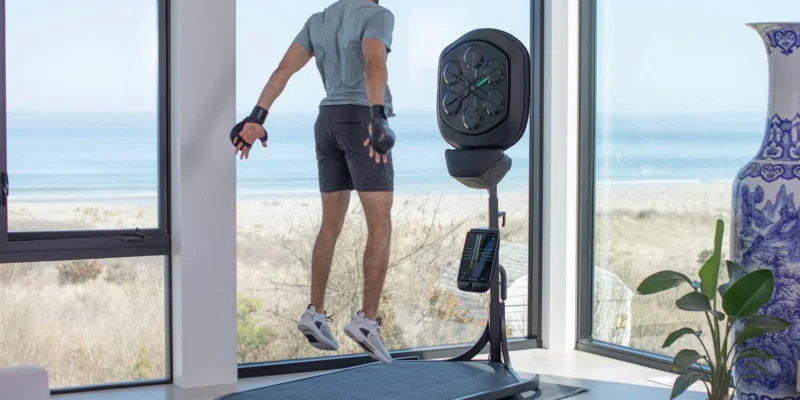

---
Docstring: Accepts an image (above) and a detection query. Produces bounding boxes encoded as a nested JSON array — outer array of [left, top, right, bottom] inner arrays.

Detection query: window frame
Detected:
[[0, 0, 173, 394], [575, 0, 711, 376], [236, 0, 546, 379], [0, 0, 172, 263]]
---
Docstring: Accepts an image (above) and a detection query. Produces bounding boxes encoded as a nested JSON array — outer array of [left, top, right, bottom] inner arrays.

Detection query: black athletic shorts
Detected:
[[314, 105, 394, 193]]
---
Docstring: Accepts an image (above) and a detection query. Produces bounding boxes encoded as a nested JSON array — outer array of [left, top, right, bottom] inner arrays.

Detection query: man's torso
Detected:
[[303, 0, 394, 116]]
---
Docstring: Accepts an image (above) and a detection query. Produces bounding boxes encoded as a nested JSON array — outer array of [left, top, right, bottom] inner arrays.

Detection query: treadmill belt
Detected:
[[220, 361, 527, 400]]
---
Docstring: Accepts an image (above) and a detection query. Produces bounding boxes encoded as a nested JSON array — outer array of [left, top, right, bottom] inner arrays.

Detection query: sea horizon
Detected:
[[6, 110, 767, 204]]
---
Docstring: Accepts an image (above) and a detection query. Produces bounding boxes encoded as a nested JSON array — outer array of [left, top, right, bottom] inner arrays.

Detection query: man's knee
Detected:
[[367, 215, 392, 240], [319, 190, 350, 238], [319, 216, 346, 238]]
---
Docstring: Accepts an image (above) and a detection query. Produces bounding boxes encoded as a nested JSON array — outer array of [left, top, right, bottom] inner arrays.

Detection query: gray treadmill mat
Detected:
[[219, 361, 587, 400]]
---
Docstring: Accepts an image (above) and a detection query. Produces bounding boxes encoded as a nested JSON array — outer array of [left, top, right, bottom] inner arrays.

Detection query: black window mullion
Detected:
[[0, 234, 170, 264], [158, 0, 170, 236], [576, 0, 597, 343], [0, 0, 8, 243], [527, 0, 544, 342], [9, 228, 165, 242]]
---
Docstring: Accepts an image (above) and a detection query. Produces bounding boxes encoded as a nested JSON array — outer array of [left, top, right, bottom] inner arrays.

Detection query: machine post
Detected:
[[489, 186, 499, 230], [488, 186, 503, 363]]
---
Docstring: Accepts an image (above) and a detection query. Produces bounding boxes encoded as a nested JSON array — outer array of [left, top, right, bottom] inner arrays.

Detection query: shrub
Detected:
[[0, 263, 33, 285], [237, 293, 271, 363], [57, 260, 103, 285], [131, 344, 156, 380], [104, 262, 137, 285]]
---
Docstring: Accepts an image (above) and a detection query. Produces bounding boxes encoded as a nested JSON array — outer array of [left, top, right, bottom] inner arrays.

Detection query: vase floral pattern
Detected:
[[732, 23, 800, 400]]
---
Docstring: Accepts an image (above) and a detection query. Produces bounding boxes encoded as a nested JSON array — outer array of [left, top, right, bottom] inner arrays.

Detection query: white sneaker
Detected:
[[343, 311, 392, 363], [297, 305, 338, 351]]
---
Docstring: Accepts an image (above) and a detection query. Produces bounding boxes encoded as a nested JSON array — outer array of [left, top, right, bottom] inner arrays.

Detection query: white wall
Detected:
[[541, 0, 580, 351], [170, 0, 238, 389]]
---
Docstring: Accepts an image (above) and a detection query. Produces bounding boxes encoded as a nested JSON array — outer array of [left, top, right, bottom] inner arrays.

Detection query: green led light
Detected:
[[476, 76, 490, 88]]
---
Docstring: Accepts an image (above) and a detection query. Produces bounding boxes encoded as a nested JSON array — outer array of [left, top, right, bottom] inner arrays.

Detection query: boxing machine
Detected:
[[219, 28, 537, 400]]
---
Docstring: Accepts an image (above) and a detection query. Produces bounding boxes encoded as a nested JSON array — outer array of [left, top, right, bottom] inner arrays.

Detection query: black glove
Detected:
[[230, 106, 269, 148], [369, 105, 395, 154]]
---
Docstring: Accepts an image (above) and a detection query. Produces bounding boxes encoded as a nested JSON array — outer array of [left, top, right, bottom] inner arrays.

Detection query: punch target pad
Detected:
[[437, 29, 531, 150]]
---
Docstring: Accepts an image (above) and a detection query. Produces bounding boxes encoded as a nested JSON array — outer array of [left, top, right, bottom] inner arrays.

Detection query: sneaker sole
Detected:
[[344, 326, 392, 363], [297, 321, 338, 351]]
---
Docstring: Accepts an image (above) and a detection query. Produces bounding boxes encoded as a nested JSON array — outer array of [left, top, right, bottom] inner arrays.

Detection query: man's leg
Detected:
[[342, 190, 393, 362], [310, 190, 350, 314], [297, 106, 354, 351], [357, 191, 393, 321], [334, 105, 395, 362]]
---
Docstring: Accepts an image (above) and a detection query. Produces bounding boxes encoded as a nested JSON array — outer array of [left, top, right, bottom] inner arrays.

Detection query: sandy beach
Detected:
[[0, 182, 734, 386]]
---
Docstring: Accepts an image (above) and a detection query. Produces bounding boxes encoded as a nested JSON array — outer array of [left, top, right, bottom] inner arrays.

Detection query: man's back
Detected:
[[294, 0, 395, 116]]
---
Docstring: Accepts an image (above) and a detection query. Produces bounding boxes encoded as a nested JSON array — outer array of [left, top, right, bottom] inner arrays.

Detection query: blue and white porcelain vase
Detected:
[[732, 22, 800, 400]]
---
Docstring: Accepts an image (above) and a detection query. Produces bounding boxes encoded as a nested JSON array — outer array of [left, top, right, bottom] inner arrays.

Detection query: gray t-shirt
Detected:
[[293, 0, 395, 117]]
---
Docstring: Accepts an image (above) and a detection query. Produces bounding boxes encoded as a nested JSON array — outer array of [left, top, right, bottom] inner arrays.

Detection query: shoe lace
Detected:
[[325, 313, 335, 323]]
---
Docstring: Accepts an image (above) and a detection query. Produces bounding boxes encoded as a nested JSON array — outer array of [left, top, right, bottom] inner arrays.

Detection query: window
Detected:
[[579, 0, 800, 363], [0, 257, 168, 388], [0, 0, 171, 392], [6, 0, 162, 232], [235, 0, 537, 368]]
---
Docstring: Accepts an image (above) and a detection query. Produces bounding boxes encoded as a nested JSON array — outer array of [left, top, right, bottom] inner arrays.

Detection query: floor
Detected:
[[56, 349, 708, 400]]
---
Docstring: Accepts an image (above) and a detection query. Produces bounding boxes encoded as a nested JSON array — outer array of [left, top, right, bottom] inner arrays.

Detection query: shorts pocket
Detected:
[[333, 121, 370, 153]]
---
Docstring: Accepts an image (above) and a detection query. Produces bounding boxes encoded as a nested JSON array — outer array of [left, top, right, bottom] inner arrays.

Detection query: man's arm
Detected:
[[363, 39, 388, 106], [255, 42, 312, 111], [362, 9, 394, 107]]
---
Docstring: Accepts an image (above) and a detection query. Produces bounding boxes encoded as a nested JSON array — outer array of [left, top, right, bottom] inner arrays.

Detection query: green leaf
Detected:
[[719, 261, 746, 296], [699, 219, 725, 300], [736, 347, 775, 361], [722, 269, 775, 319], [662, 328, 701, 348], [675, 291, 712, 312], [670, 372, 703, 399], [637, 271, 694, 295], [671, 349, 703, 373], [735, 315, 791, 345]]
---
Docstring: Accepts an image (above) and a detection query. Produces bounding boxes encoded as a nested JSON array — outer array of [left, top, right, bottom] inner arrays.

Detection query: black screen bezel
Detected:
[[457, 228, 500, 284]]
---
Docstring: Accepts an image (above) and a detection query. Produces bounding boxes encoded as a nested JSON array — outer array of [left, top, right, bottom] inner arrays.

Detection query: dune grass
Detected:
[[0, 183, 731, 388]]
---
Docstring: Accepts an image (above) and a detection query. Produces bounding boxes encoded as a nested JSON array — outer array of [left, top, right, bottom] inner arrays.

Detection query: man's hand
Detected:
[[364, 105, 395, 164], [231, 105, 269, 159], [233, 122, 267, 160], [364, 125, 389, 164]]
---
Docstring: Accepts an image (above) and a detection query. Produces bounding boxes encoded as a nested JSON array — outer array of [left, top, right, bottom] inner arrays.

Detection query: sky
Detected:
[[596, 0, 800, 116], [4, 0, 800, 116]]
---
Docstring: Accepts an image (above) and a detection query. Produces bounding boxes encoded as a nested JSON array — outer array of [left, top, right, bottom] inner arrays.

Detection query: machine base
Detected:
[[218, 360, 540, 400]]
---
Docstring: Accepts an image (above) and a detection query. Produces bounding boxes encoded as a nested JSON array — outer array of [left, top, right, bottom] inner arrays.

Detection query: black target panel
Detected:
[[437, 29, 531, 151], [440, 41, 509, 135]]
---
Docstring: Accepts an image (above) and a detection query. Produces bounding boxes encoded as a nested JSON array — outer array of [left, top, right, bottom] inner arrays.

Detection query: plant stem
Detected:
[[696, 339, 716, 379], [726, 322, 737, 362], [704, 311, 721, 367], [700, 378, 712, 399], [722, 321, 734, 363], [704, 308, 726, 400], [713, 298, 723, 357]]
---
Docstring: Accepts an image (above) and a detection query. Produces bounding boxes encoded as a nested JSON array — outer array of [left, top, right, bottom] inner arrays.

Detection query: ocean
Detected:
[[5, 112, 766, 203]]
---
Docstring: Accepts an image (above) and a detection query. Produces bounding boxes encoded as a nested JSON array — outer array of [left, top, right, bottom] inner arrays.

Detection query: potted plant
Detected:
[[636, 219, 790, 399]]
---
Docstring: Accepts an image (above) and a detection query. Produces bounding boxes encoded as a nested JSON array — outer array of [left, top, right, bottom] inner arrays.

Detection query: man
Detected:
[[230, 0, 396, 363]]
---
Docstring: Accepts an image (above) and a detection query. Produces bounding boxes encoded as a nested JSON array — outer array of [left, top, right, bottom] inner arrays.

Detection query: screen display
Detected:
[[458, 230, 498, 284]]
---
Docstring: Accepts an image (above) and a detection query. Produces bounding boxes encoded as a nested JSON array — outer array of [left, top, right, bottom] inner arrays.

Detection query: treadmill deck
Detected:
[[220, 361, 537, 400]]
